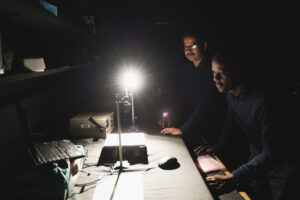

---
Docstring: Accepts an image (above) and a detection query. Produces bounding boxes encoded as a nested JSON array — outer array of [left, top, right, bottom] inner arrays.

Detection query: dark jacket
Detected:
[[177, 58, 226, 145]]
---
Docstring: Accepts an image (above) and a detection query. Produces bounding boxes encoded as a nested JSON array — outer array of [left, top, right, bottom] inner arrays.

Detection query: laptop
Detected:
[[17, 104, 86, 166]]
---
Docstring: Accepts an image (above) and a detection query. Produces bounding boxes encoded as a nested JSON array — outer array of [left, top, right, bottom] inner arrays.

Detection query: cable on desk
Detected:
[[80, 169, 119, 177], [82, 163, 98, 169], [74, 165, 116, 187]]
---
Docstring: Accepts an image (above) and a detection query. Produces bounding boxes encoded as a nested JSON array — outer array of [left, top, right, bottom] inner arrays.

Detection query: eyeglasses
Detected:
[[184, 44, 198, 51]]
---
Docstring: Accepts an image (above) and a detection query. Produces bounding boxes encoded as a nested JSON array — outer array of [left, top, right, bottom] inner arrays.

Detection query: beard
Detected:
[[215, 82, 228, 93], [216, 84, 225, 93], [186, 54, 195, 61]]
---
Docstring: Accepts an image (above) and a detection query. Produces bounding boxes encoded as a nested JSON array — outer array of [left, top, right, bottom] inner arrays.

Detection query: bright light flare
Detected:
[[120, 68, 143, 90]]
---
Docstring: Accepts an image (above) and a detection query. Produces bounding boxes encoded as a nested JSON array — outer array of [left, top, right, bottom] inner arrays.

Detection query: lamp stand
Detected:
[[115, 94, 129, 170]]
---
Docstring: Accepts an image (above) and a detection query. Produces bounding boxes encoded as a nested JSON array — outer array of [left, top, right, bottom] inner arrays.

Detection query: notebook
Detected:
[[17, 104, 86, 166], [196, 154, 225, 173]]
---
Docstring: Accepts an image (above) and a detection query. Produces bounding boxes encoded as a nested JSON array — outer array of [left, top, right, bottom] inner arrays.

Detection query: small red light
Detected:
[[162, 112, 168, 118]]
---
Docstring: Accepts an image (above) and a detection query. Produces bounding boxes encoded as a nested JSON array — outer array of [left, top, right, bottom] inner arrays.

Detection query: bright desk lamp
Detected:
[[120, 69, 142, 129], [114, 68, 144, 169], [98, 68, 148, 169]]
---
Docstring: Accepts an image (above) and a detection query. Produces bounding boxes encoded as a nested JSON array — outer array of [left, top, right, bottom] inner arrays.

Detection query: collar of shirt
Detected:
[[231, 87, 247, 102], [191, 58, 210, 70]]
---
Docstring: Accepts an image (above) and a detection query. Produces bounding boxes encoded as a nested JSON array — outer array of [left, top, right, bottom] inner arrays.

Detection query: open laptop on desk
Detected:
[[17, 104, 85, 166]]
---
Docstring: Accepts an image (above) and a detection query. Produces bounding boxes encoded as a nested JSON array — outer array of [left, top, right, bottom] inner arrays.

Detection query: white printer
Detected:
[[70, 112, 114, 139]]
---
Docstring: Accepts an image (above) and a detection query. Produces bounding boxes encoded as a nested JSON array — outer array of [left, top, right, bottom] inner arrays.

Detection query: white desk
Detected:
[[69, 132, 214, 200]]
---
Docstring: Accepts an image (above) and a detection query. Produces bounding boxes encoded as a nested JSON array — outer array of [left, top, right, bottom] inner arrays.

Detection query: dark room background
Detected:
[[0, 0, 299, 170]]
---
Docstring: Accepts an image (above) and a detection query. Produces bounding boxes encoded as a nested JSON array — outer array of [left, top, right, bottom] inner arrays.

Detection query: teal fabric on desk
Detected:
[[1, 164, 69, 200]]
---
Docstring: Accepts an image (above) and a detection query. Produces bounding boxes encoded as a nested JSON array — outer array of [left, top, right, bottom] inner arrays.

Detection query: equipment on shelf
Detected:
[[23, 57, 46, 72], [70, 112, 114, 140]]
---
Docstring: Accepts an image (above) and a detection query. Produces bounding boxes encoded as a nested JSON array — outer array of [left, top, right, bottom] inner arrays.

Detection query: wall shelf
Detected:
[[0, 0, 99, 86], [0, 0, 106, 173], [0, 64, 96, 106], [0, 65, 86, 87]]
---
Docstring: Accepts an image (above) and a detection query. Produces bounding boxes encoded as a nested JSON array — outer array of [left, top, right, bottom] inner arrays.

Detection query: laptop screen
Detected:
[[16, 104, 39, 163]]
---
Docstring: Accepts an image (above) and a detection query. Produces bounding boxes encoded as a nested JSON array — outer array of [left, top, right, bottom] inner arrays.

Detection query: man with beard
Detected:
[[160, 33, 226, 151], [201, 49, 298, 200]]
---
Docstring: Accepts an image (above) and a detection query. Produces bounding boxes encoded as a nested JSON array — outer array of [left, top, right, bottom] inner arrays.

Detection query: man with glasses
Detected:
[[161, 33, 226, 152]]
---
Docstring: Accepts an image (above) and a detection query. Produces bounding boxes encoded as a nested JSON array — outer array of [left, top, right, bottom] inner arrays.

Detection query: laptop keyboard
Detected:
[[34, 139, 85, 165], [56, 140, 84, 158], [50, 141, 69, 159]]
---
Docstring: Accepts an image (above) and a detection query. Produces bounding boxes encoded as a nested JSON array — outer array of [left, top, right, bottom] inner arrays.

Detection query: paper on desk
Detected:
[[104, 133, 146, 146], [196, 155, 225, 173], [93, 172, 144, 200]]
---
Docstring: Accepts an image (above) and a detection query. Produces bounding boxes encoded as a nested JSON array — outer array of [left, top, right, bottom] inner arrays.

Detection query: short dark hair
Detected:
[[214, 44, 248, 67], [182, 30, 207, 44], [213, 48, 247, 82]]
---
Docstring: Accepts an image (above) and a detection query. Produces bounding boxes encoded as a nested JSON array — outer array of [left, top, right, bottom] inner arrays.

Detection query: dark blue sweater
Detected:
[[225, 89, 283, 182], [177, 59, 226, 144]]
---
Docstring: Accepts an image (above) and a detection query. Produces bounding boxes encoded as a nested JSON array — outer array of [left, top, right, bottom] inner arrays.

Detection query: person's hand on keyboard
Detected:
[[205, 174, 237, 195]]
